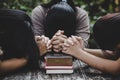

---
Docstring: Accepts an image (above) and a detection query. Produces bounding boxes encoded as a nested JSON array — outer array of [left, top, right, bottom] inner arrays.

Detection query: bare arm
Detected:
[[62, 36, 120, 75], [73, 49, 120, 75], [0, 58, 27, 74], [84, 48, 106, 58]]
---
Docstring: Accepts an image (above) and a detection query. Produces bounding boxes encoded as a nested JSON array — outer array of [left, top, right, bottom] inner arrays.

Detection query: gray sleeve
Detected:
[[31, 6, 45, 36], [75, 7, 90, 47]]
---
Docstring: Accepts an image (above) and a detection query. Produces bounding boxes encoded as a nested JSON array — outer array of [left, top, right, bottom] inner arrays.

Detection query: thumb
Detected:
[[55, 30, 64, 36]]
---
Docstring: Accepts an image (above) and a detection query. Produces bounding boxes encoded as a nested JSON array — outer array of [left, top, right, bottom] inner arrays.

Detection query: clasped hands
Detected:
[[35, 30, 84, 56]]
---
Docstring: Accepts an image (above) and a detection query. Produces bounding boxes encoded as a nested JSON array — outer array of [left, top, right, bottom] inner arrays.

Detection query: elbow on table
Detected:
[[99, 61, 120, 75], [109, 68, 120, 75], [104, 64, 120, 75]]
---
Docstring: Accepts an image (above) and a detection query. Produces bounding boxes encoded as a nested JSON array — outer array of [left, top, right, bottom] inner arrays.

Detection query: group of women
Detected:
[[0, 0, 120, 75]]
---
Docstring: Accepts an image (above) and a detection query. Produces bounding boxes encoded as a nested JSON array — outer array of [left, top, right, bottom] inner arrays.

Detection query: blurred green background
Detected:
[[0, 0, 120, 48]]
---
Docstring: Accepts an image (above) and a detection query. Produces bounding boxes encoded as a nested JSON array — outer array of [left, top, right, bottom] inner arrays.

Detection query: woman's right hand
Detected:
[[35, 35, 52, 56]]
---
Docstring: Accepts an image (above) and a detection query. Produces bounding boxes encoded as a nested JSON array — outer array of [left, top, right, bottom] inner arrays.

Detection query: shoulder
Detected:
[[32, 5, 48, 16], [76, 7, 88, 17]]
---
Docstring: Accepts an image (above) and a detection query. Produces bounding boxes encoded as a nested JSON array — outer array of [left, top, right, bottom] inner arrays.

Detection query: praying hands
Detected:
[[35, 30, 84, 56]]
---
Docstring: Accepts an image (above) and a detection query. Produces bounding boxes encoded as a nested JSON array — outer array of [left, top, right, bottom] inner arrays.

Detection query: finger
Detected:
[[71, 35, 78, 44], [59, 38, 66, 43], [62, 45, 68, 52], [59, 47, 62, 51], [41, 35, 47, 43], [68, 37, 74, 45], [75, 36, 83, 42], [55, 30, 64, 36], [35, 36, 42, 41], [52, 45, 60, 49], [47, 49, 52, 52], [44, 37, 49, 44], [59, 43, 63, 47], [59, 35, 67, 43], [51, 35, 66, 43], [59, 30, 64, 34], [52, 40, 60, 45], [55, 31, 61, 36], [75, 36, 84, 45], [53, 49, 60, 52], [53, 30, 61, 37], [47, 40, 52, 47], [60, 35, 67, 39], [62, 47, 68, 52], [63, 40, 70, 47], [51, 36, 59, 42], [64, 38, 74, 46], [47, 43, 52, 52], [47, 44, 52, 50]]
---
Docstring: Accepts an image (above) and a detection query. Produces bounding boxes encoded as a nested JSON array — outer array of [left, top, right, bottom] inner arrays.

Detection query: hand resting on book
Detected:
[[51, 30, 67, 52]]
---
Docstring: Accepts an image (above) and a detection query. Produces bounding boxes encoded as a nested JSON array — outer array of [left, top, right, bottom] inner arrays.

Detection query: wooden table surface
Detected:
[[0, 59, 120, 80]]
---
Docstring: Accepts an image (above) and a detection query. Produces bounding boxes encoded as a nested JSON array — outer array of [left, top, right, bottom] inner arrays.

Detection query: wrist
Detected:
[[38, 45, 47, 56], [73, 48, 83, 58]]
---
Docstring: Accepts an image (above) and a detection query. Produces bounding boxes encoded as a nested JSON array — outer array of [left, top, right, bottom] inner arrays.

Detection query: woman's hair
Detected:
[[0, 9, 39, 66], [41, 0, 76, 12], [93, 13, 120, 50], [44, 1, 76, 38]]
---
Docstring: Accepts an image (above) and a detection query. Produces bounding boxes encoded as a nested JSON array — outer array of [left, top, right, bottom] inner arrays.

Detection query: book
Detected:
[[46, 69, 73, 74], [45, 55, 73, 66], [44, 54, 74, 74], [45, 65, 73, 69]]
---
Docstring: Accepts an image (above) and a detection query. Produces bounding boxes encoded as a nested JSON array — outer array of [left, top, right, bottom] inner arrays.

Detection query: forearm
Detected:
[[0, 58, 27, 73], [84, 48, 106, 58], [75, 49, 120, 75]]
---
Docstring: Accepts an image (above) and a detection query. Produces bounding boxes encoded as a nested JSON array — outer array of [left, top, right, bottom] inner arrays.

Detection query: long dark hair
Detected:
[[44, 2, 76, 38], [0, 9, 39, 67], [41, 0, 76, 12], [93, 13, 120, 51]]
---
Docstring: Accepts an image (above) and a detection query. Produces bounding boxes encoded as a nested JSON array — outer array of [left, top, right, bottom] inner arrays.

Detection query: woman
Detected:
[[0, 9, 40, 74], [62, 13, 120, 75], [31, 0, 90, 55]]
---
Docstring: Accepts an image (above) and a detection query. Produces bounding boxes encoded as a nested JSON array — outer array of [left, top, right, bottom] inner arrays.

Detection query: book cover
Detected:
[[46, 69, 73, 74], [45, 55, 73, 66]]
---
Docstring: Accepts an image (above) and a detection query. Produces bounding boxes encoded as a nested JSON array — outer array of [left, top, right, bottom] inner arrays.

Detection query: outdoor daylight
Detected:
[[0, 0, 120, 80]]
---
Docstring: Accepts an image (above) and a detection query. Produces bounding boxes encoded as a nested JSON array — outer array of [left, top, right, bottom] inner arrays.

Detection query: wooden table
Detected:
[[0, 59, 120, 80]]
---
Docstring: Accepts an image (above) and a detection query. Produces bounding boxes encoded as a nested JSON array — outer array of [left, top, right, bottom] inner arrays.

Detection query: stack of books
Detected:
[[44, 54, 73, 74]]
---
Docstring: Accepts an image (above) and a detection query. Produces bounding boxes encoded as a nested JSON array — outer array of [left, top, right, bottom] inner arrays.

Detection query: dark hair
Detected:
[[0, 9, 39, 67], [93, 13, 120, 51], [44, 2, 76, 38], [41, 0, 76, 12]]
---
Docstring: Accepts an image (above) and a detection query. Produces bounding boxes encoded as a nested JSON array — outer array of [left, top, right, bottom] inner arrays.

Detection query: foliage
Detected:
[[0, 0, 120, 48], [1, 0, 120, 23]]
